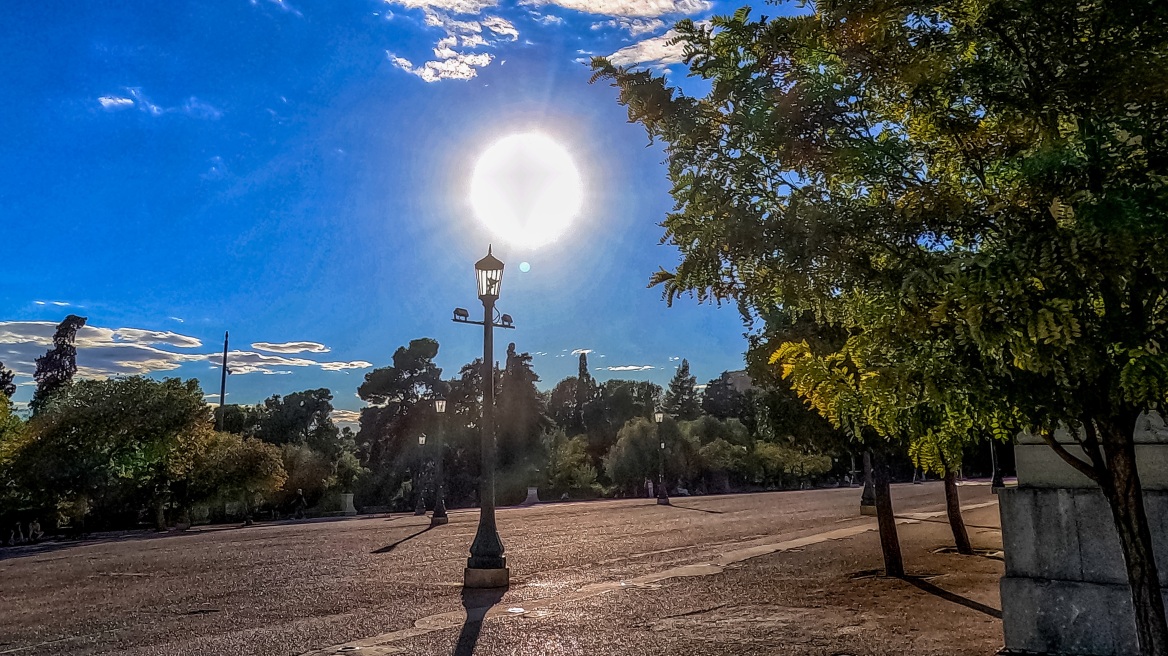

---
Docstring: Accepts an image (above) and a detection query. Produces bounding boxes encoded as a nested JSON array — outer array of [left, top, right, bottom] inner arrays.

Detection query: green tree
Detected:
[[189, 432, 286, 523], [594, 1, 1168, 645], [701, 375, 745, 421], [17, 376, 210, 530], [603, 417, 660, 493], [662, 359, 701, 420], [356, 338, 445, 506], [497, 343, 550, 476], [546, 376, 579, 432], [30, 314, 86, 414], [544, 431, 598, 496]]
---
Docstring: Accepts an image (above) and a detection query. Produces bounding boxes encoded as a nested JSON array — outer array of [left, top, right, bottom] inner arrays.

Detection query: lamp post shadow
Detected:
[[453, 587, 506, 656]]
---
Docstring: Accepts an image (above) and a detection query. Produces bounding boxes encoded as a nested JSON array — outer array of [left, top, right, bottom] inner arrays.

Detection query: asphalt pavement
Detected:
[[0, 482, 1002, 656]]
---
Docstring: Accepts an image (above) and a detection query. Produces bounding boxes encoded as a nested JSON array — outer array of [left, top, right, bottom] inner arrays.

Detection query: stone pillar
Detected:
[[1000, 412, 1168, 655], [340, 493, 357, 516], [520, 487, 540, 507]]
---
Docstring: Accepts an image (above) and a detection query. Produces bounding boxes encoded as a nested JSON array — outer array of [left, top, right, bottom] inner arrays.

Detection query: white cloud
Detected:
[[605, 365, 655, 371], [252, 341, 331, 354], [523, 0, 708, 18], [331, 409, 362, 426], [481, 16, 518, 39], [391, 51, 494, 82], [168, 316, 185, 323], [535, 14, 564, 25], [389, 0, 498, 13], [592, 17, 664, 35], [319, 361, 374, 371], [114, 328, 202, 348], [98, 96, 134, 110], [571, 348, 592, 355], [606, 26, 692, 67]]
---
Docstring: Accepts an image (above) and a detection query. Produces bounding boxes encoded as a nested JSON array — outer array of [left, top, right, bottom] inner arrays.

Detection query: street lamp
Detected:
[[452, 246, 515, 589], [432, 399, 449, 526], [415, 434, 427, 516], [654, 411, 670, 506]]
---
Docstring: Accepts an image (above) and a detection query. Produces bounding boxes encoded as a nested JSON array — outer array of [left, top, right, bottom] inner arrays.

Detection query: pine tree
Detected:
[[0, 361, 15, 399], [30, 314, 87, 414], [663, 359, 701, 420], [574, 352, 597, 429]]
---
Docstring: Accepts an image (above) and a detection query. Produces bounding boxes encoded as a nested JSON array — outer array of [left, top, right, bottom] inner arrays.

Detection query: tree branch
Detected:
[[1037, 428, 1101, 482]]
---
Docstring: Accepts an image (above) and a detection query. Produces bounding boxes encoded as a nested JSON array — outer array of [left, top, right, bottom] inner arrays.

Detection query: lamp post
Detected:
[[432, 399, 449, 526], [414, 434, 427, 516], [990, 439, 1005, 492], [452, 246, 514, 589], [654, 411, 670, 506]]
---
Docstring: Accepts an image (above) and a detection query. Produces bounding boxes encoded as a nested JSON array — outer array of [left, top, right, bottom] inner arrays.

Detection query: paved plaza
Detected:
[[0, 483, 1004, 655]]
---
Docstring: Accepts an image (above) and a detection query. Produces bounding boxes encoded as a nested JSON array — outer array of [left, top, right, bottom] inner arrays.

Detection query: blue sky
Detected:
[[0, 0, 787, 420]]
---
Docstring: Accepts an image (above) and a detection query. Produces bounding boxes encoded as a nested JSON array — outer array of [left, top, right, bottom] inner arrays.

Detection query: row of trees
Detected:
[[0, 316, 362, 532], [351, 337, 857, 510], [593, 1, 1168, 652]]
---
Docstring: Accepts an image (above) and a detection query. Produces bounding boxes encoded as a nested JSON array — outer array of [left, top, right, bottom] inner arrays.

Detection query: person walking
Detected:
[[294, 488, 308, 520]]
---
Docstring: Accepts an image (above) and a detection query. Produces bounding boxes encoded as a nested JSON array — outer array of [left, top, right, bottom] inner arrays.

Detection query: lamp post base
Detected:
[[657, 496, 671, 505], [464, 567, 509, 589], [430, 515, 449, 526]]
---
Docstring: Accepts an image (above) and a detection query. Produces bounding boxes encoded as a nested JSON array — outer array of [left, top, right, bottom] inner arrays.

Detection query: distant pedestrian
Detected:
[[294, 488, 308, 519], [28, 519, 43, 542]]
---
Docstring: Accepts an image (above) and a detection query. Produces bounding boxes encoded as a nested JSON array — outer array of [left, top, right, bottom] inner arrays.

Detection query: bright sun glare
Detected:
[[470, 132, 583, 249]]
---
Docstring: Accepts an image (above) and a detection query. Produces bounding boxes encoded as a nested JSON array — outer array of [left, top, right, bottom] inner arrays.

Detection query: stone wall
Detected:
[[1000, 412, 1168, 655]]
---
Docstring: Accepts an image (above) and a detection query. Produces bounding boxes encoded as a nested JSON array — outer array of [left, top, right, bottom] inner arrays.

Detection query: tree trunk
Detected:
[[872, 449, 904, 577], [943, 469, 973, 555], [1098, 418, 1168, 656]]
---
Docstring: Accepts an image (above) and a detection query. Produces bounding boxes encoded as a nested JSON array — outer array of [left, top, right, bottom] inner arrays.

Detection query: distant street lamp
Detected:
[[654, 411, 670, 506], [415, 434, 427, 516], [431, 399, 449, 526], [452, 246, 515, 589]]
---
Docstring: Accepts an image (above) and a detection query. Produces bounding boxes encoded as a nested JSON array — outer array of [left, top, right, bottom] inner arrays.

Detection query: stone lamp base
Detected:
[[464, 567, 510, 589]]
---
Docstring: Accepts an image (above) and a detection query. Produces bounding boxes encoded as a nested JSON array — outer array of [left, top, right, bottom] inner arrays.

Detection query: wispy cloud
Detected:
[[604, 365, 655, 371], [522, 0, 708, 18], [252, 341, 331, 354], [331, 409, 362, 426], [385, 0, 518, 82], [319, 360, 373, 371], [98, 96, 134, 110], [571, 348, 592, 355], [591, 17, 664, 36], [0, 321, 367, 380], [34, 300, 71, 307], [97, 88, 223, 120], [606, 26, 694, 67]]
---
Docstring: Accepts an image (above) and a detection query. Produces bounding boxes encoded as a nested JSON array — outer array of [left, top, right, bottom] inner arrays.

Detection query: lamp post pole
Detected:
[[415, 434, 427, 516], [990, 440, 1005, 492], [432, 399, 449, 526], [654, 411, 670, 506], [453, 246, 513, 588]]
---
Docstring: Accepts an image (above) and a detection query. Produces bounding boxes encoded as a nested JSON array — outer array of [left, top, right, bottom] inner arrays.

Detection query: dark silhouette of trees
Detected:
[[701, 375, 745, 421], [497, 343, 550, 477], [0, 361, 15, 399], [30, 314, 86, 414]]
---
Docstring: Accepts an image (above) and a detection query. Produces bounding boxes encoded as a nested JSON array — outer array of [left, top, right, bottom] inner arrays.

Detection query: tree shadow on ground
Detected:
[[453, 587, 506, 656], [902, 575, 1002, 619], [372, 526, 432, 554], [665, 504, 724, 514]]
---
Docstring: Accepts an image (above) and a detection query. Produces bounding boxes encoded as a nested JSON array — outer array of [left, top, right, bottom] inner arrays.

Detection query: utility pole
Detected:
[[217, 331, 228, 431]]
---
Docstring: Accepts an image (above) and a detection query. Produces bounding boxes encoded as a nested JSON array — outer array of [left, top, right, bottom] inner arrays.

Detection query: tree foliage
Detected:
[[594, 0, 1168, 647], [663, 358, 701, 420]]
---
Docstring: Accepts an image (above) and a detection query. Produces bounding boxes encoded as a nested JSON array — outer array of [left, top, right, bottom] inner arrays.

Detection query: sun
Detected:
[[470, 133, 583, 249]]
